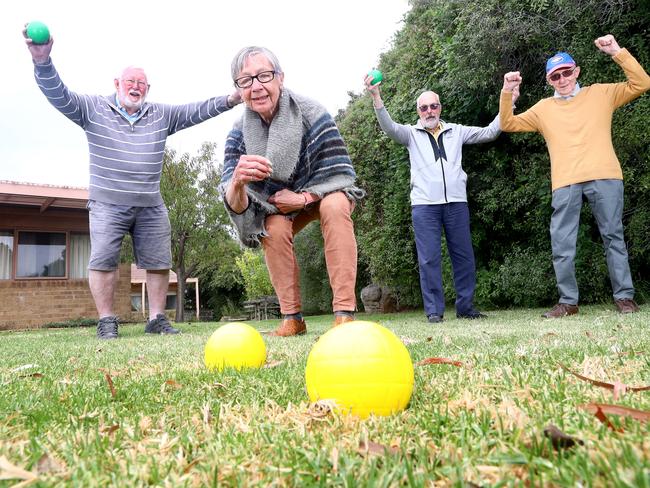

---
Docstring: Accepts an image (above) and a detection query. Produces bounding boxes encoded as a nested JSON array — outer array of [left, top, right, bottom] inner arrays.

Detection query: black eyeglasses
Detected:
[[548, 67, 576, 82], [418, 103, 441, 112], [234, 70, 277, 88]]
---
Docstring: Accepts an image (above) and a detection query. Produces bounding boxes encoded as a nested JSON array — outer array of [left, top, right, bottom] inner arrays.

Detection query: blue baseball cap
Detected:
[[545, 52, 576, 75]]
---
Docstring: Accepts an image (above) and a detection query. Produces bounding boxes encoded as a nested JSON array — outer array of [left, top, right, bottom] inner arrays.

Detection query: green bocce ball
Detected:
[[27, 21, 50, 44], [368, 69, 383, 85]]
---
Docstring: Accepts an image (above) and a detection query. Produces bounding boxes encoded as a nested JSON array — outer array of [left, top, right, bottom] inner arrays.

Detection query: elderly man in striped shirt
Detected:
[[24, 28, 242, 339]]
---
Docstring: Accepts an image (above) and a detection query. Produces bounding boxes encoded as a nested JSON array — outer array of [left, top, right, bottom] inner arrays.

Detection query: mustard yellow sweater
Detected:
[[500, 49, 650, 191]]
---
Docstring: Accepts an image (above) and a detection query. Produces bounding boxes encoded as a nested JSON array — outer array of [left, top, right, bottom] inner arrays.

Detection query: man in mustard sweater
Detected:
[[500, 34, 650, 318]]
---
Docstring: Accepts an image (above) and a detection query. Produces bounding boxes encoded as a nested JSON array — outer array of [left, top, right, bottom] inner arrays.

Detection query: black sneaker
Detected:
[[427, 314, 444, 323], [145, 314, 180, 335], [457, 310, 487, 319], [97, 316, 119, 340]]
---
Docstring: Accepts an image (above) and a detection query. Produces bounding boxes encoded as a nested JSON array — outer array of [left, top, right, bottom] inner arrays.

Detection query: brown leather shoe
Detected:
[[542, 303, 578, 318], [268, 318, 307, 337], [614, 298, 639, 314], [332, 314, 355, 327]]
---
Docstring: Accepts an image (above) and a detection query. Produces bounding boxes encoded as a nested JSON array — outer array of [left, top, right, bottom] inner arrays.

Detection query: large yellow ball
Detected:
[[305, 320, 414, 418], [204, 322, 266, 371]]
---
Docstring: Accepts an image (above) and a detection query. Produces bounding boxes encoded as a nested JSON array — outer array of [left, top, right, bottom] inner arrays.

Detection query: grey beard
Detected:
[[423, 117, 439, 129]]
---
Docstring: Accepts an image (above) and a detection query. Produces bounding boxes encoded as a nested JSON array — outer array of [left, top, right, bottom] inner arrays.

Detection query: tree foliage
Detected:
[[160, 143, 242, 321], [235, 249, 274, 301], [338, 0, 650, 308]]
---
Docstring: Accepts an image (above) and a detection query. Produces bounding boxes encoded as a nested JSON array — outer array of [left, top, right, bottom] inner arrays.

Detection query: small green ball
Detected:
[[27, 21, 50, 45], [368, 69, 383, 85]]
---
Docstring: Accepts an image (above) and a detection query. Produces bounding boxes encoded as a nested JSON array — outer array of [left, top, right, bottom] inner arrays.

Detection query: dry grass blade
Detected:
[[416, 357, 464, 367], [104, 373, 116, 398], [543, 424, 584, 450], [182, 458, 202, 474], [330, 447, 339, 473], [0, 456, 37, 482]]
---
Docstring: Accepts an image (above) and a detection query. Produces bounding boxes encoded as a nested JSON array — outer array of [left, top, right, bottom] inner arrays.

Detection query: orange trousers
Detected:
[[261, 191, 357, 314]]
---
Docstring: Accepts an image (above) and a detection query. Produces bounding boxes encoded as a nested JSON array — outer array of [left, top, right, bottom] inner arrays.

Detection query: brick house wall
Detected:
[[0, 262, 133, 330]]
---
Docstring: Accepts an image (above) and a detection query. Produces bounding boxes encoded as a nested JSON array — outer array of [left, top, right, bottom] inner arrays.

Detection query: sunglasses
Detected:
[[418, 103, 441, 112], [548, 67, 576, 82]]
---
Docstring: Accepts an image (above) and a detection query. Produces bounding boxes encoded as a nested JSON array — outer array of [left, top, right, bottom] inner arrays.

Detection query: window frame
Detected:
[[14, 229, 69, 280]]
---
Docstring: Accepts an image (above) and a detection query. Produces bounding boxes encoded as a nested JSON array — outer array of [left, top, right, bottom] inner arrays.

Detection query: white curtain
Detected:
[[0, 233, 13, 279], [69, 234, 90, 279]]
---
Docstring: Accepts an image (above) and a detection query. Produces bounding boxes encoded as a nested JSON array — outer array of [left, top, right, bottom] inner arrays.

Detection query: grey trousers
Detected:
[[550, 179, 634, 304]]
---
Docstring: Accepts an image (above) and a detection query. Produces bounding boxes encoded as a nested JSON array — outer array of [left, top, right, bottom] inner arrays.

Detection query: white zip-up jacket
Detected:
[[375, 107, 500, 205]]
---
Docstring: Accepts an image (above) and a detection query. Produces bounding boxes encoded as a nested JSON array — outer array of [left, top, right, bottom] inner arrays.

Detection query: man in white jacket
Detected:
[[365, 76, 517, 323]]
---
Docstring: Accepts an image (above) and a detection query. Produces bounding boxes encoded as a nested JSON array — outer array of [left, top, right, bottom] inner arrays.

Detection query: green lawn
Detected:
[[1, 306, 649, 486]]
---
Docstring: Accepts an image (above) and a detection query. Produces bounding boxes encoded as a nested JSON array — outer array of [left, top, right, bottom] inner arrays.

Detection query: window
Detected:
[[0, 232, 13, 280], [17, 232, 66, 278], [69, 233, 90, 279], [130, 293, 177, 312]]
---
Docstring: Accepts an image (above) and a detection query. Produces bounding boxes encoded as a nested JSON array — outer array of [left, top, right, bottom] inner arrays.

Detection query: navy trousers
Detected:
[[412, 202, 476, 317]]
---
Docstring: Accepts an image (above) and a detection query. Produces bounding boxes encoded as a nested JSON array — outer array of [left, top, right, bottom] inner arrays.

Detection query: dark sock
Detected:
[[284, 312, 303, 321], [334, 310, 355, 317]]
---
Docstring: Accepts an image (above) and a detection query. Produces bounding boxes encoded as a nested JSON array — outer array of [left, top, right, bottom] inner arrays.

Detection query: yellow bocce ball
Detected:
[[204, 322, 266, 371], [305, 321, 414, 418]]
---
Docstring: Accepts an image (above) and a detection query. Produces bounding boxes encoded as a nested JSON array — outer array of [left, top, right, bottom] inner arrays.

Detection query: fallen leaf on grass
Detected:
[[308, 399, 337, 419], [104, 373, 116, 398], [20, 372, 43, 379], [0, 456, 37, 482], [416, 357, 464, 367], [580, 402, 650, 429], [543, 424, 584, 450], [161, 379, 183, 391], [100, 424, 120, 436], [559, 363, 650, 400], [357, 439, 399, 457]]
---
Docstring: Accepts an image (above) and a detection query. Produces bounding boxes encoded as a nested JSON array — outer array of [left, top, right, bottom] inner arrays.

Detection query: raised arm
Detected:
[[23, 26, 89, 127], [364, 74, 410, 145], [595, 34, 650, 106], [499, 71, 540, 133]]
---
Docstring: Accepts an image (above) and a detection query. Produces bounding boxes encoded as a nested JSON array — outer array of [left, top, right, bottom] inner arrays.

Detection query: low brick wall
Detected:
[[0, 263, 133, 330]]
